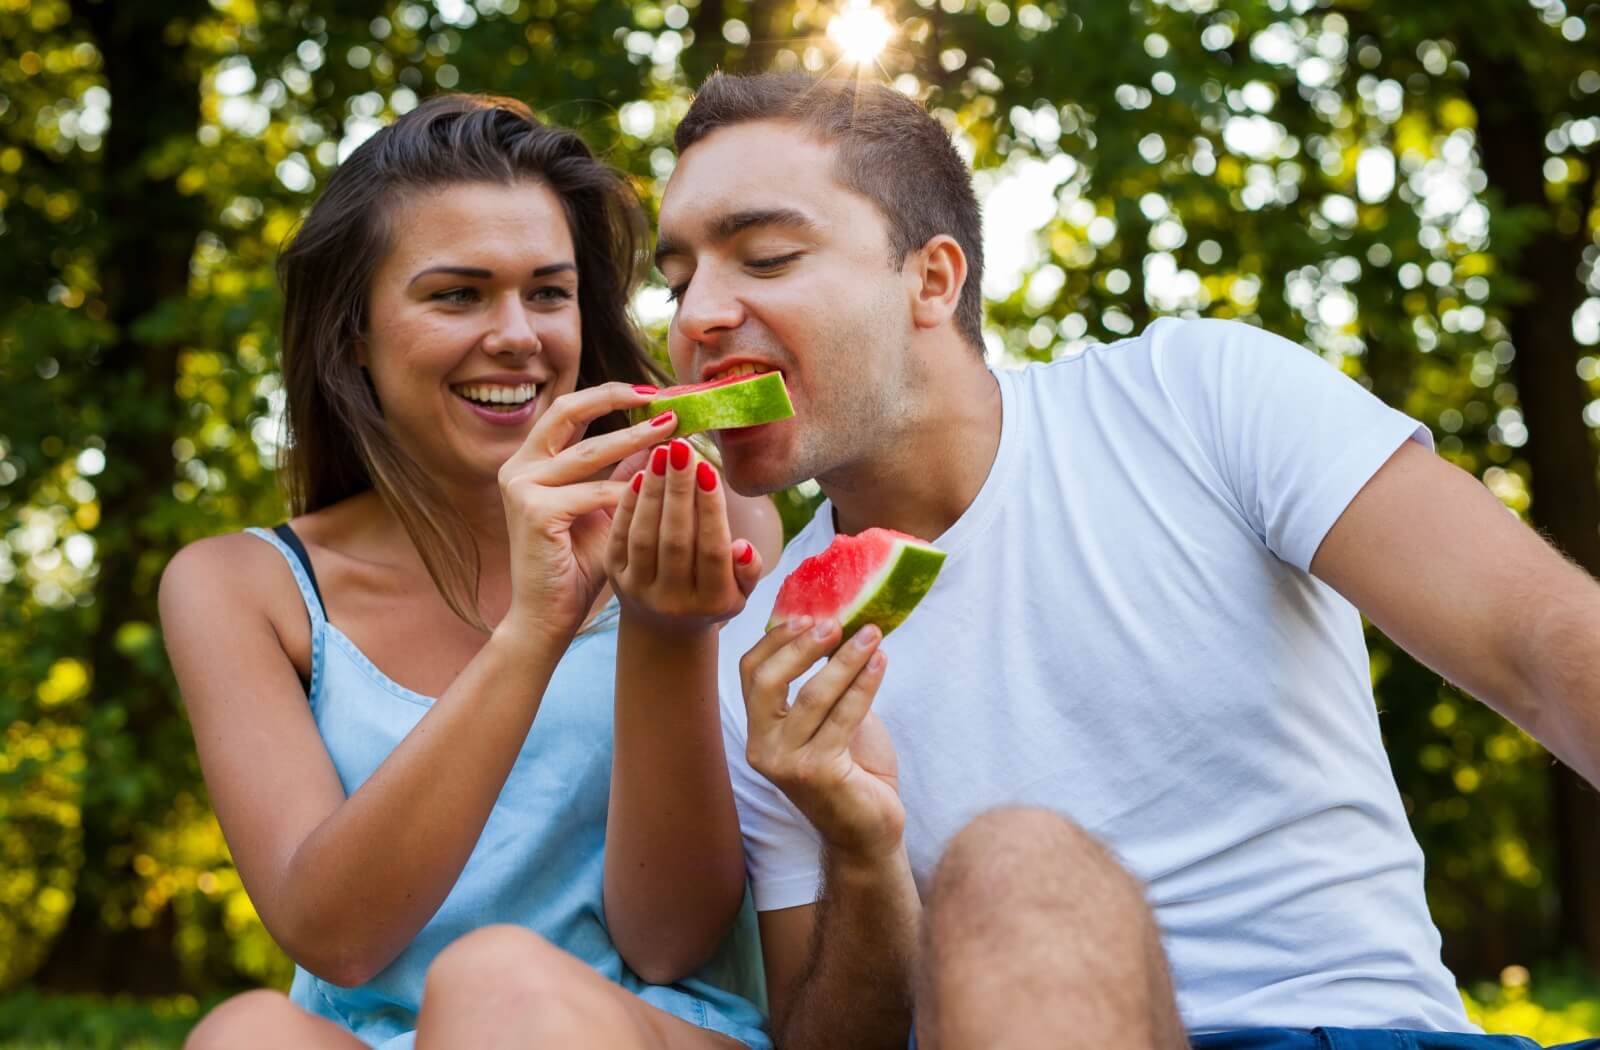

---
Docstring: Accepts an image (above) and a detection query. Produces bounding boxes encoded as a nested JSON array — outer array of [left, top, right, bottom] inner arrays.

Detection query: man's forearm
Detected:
[[777, 846, 923, 1050]]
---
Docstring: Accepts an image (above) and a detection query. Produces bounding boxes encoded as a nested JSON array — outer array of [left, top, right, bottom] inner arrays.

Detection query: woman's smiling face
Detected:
[[359, 179, 582, 486]]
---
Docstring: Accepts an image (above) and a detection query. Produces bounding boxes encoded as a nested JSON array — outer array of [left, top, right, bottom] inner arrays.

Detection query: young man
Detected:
[[655, 73, 1600, 1050]]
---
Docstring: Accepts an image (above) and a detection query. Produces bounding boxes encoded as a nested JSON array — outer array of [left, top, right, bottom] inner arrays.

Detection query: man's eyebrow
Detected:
[[408, 262, 576, 285], [654, 207, 821, 269]]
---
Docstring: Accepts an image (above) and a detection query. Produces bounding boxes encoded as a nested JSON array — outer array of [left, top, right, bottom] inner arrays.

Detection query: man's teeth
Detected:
[[456, 383, 536, 405], [715, 363, 769, 380]]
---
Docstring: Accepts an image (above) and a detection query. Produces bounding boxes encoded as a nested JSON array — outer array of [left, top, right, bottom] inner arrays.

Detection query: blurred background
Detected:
[[2, 0, 1600, 1044]]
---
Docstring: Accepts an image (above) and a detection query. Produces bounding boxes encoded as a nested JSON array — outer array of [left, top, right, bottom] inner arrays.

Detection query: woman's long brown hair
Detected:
[[277, 94, 666, 630]]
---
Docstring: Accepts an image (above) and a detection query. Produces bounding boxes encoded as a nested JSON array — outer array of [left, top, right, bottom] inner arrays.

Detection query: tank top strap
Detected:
[[244, 525, 328, 628]]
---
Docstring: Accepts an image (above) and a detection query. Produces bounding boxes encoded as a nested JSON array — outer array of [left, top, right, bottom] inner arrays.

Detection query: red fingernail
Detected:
[[633, 385, 658, 395], [650, 410, 674, 427], [697, 461, 717, 491], [736, 540, 754, 565], [669, 439, 690, 471], [651, 446, 668, 475], [632, 471, 644, 493]]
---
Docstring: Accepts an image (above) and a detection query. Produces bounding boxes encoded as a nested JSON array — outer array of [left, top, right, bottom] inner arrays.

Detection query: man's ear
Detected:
[[907, 235, 968, 332]]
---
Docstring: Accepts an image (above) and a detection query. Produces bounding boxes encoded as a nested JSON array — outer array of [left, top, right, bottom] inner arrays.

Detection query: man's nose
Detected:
[[674, 271, 745, 348]]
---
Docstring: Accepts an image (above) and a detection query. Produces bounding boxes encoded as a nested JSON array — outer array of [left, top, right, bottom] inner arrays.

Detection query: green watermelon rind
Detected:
[[633, 371, 795, 437], [768, 536, 947, 641]]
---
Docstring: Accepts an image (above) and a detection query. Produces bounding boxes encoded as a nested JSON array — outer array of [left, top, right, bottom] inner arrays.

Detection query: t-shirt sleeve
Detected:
[[719, 651, 826, 912], [1151, 318, 1434, 572]]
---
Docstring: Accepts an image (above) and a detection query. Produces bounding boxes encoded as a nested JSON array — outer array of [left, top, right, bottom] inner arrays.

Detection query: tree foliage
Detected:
[[1, 0, 1597, 995]]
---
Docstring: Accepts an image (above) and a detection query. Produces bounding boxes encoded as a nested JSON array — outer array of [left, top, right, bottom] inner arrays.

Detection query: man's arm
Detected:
[[1312, 439, 1600, 786], [739, 617, 920, 1050], [759, 852, 922, 1050]]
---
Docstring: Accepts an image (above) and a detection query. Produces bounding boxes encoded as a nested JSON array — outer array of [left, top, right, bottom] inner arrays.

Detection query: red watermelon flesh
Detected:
[[768, 527, 946, 640]]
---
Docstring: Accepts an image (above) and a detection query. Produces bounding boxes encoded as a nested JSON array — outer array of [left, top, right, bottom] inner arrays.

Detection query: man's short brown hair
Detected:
[[676, 73, 986, 352]]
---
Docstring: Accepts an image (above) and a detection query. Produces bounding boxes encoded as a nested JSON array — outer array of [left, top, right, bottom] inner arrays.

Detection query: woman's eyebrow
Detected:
[[408, 262, 575, 286]]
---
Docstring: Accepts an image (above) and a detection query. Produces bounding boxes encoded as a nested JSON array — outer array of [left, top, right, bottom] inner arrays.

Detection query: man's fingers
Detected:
[[784, 625, 881, 744], [740, 616, 818, 730], [805, 642, 887, 754], [742, 619, 842, 727]]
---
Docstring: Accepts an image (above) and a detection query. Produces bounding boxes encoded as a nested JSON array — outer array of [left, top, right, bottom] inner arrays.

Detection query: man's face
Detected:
[[656, 120, 916, 495]]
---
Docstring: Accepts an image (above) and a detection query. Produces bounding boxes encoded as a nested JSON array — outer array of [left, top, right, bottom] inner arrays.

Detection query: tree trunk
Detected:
[[32, 0, 207, 994], [1467, 48, 1600, 974]]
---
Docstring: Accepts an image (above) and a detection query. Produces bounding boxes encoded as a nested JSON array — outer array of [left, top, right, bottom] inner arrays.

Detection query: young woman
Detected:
[[162, 95, 782, 1049]]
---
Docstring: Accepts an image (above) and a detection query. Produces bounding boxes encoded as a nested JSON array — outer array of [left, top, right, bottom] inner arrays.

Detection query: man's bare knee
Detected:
[[933, 806, 1139, 910]]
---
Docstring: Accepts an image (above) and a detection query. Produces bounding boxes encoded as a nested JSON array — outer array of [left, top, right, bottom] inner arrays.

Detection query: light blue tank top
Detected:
[[245, 528, 770, 1049]]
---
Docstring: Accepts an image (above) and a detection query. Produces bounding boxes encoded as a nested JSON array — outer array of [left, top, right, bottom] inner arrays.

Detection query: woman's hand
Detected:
[[605, 437, 765, 637], [496, 383, 674, 646]]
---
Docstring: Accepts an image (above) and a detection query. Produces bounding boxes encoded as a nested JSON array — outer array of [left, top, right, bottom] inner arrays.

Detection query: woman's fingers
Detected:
[[605, 468, 644, 577], [517, 382, 658, 463], [525, 408, 675, 489], [657, 439, 698, 593], [731, 539, 763, 598], [692, 461, 735, 595], [626, 444, 669, 583]]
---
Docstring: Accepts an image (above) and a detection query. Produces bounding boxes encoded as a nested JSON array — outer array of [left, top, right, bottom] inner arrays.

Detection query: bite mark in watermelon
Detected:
[[634, 370, 795, 437], [769, 528, 946, 641]]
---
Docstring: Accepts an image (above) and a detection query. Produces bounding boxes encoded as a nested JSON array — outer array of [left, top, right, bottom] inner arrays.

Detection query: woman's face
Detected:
[[360, 179, 582, 486]]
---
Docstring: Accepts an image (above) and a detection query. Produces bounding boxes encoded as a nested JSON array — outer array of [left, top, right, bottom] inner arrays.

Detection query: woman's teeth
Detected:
[[455, 382, 536, 408]]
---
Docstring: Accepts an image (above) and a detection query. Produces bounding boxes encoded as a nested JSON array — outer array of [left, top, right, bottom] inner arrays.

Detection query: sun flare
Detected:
[[827, 0, 893, 65]]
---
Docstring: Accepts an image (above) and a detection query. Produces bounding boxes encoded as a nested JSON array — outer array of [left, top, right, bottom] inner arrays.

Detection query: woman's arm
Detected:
[[162, 534, 571, 987], [165, 384, 664, 987], [603, 440, 765, 982]]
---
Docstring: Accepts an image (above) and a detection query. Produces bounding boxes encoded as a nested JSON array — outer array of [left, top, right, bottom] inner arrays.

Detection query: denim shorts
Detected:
[[909, 1029, 1599, 1049], [1189, 1030, 1600, 1050]]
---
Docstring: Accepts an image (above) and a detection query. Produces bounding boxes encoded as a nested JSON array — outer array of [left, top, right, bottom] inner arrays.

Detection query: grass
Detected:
[[0, 970, 1595, 1048]]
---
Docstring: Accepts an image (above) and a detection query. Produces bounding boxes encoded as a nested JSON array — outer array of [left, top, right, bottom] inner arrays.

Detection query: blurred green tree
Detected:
[[0, 0, 1596, 996]]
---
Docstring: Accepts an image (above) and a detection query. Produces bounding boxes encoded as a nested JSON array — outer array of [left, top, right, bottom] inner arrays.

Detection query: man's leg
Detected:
[[916, 806, 1187, 1050], [183, 989, 369, 1050], [414, 925, 746, 1050]]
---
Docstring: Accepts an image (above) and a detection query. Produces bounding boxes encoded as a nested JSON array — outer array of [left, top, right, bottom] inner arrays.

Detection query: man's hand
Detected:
[[740, 618, 904, 862]]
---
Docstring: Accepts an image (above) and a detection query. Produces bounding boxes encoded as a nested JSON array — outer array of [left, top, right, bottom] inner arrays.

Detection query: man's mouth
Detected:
[[704, 361, 777, 383], [450, 382, 538, 413]]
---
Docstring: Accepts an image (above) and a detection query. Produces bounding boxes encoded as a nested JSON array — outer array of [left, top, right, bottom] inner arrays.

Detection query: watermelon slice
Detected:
[[768, 528, 946, 641], [635, 370, 794, 437]]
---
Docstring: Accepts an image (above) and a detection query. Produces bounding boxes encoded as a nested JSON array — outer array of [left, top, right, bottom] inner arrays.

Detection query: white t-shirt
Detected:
[[718, 317, 1474, 1034]]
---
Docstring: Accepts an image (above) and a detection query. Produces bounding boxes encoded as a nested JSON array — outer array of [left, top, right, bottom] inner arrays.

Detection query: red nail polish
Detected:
[[651, 446, 669, 475], [669, 439, 691, 471], [697, 461, 717, 491], [650, 410, 674, 427], [631, 472, 644, 493], [736, 540, 755, 565], [633, 385, 658, 395]]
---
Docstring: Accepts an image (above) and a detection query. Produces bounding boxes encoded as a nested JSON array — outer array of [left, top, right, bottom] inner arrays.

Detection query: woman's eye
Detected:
[[665, 283, 688, 303], [530, 286, 575, 304], [433, 287, 478, 304]]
